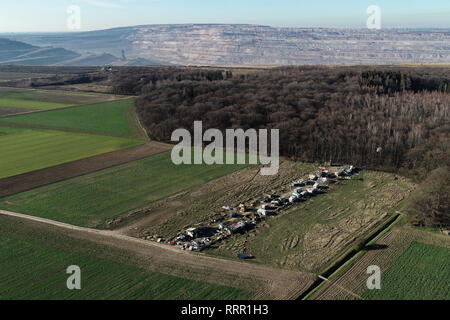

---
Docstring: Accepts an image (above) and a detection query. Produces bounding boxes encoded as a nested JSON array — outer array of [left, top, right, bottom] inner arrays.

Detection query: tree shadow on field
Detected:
[[364, 244, 388, 251]]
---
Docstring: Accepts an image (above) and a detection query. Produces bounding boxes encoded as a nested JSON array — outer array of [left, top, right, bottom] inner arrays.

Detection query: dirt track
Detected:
[[0, 141, 171, 198], [0, 107, 30, 117], [0, 209, 316, 299]]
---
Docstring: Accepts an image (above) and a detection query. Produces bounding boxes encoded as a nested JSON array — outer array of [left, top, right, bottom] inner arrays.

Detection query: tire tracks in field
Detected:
[[298, 214, 402, 300]]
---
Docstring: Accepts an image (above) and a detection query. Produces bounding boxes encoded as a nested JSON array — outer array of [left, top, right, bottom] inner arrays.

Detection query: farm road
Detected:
[[0, 209, 316, 300]]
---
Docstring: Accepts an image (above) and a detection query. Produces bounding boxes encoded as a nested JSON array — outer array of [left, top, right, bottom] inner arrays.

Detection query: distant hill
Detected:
[[0, 37, 164, 67], [2, 24, 450, 66], [0, 38, 129, 66], [0, 38, 39, 61], [0, 38, 81, 65], [56, 53, 118, 66], [0, 38, 36, 51]]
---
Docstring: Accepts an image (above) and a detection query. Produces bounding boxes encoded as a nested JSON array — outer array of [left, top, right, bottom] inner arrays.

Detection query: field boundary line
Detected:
[[126, 104, 149, 141], [0, 141, 171, 198], [0, 209, 316, 299], [0, 209, 184, 253], [0, 97, 134, 119], [0, 120, 141, 139]]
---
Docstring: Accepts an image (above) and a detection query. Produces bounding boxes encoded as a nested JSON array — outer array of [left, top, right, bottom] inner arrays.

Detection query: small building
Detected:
[[291, 179, 306, 187], [226, 221, 249, 234], [307, 188, 315, 194], [344, 165, 353, 174], [335, 168, 345, 177], [186, 228, 197, 238], [271, 199, 281, 206], [185, 226, 211, 238], [257, 208, 268, 216], [239, 205, 253, 213]]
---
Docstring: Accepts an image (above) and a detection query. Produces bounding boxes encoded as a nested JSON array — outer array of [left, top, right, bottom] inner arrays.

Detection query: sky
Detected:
[[0, 0, 449, 33]]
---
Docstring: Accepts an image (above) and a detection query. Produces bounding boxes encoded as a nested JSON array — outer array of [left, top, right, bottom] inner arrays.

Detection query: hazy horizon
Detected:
[[1, 0, 449, 33], [1, 24, 450, 35]]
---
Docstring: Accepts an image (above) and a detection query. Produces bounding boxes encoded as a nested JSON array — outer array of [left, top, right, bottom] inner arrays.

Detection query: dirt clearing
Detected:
[[117, 160, 315, 236], [123, 166, 414, 275]]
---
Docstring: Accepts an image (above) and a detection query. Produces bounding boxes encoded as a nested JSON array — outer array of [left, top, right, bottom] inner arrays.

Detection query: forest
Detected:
[[111, 66, 449, 228]]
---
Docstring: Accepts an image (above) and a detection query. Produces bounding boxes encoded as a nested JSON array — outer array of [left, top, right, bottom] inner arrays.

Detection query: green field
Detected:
[[0, 152, 247, 227], [0, 126, 142, 178], [0, 100, 140, 137], [0, 87, 123, 111], [363, 242, 450, 300], [0, 98, 70, 110], [0, 237, 250, 300]]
